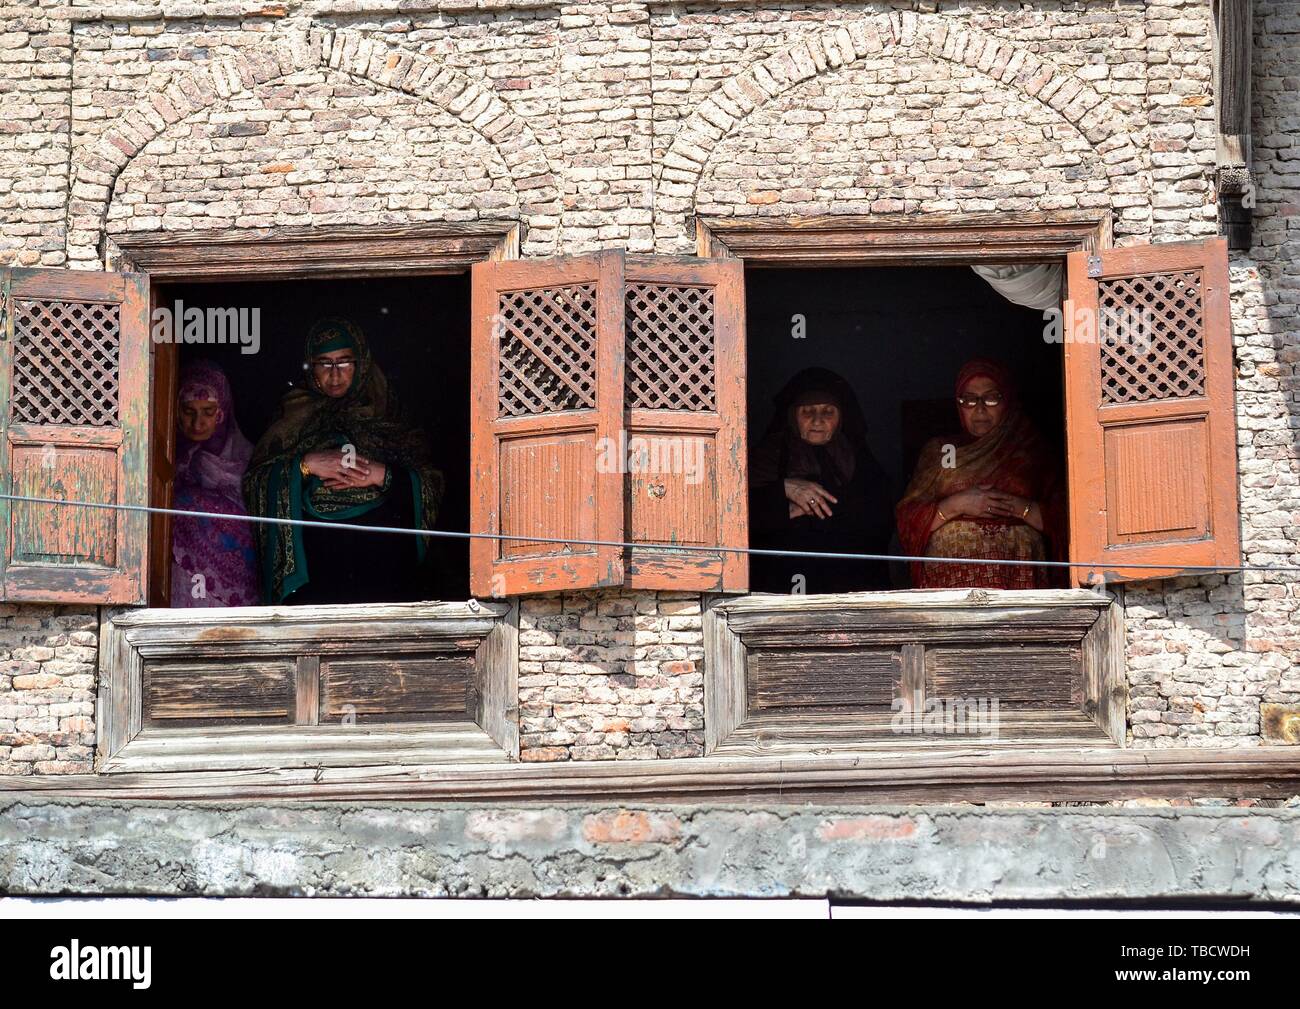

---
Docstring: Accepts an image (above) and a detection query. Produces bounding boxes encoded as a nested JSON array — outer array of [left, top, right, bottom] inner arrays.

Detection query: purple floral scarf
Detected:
[[170, 361, 261, 607]]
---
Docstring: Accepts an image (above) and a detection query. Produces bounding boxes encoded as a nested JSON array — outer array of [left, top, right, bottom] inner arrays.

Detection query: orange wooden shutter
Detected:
[[1063, 238, 1240, 584], [0, 267, 151, 604], [623, 255, 747, 591], [470, 251, 625, 596]]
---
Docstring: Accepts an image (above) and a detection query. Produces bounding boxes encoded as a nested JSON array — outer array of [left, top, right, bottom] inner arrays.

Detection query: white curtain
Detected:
[[970, 263, 1063, 312]]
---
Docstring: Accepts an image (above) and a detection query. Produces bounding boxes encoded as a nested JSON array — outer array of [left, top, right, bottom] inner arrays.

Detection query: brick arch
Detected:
[[71, 29, 559, 264], [657, 12, 1142, 242]]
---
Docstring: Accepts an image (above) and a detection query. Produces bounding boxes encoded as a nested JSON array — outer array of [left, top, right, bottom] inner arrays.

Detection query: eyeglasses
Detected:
[[957, 392, 1004, 409], [312, 358, 357, 375]]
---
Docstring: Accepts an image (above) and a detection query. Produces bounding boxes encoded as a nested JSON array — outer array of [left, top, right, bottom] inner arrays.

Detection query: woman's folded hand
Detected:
[[939, 486, 988, 519], [304, 448, 380, 488], [784, 477, 837, 519], [982, 488, 1030, 519]]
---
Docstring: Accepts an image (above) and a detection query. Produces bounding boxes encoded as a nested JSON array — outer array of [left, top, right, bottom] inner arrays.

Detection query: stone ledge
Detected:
[[2, 799, 1296, 899]]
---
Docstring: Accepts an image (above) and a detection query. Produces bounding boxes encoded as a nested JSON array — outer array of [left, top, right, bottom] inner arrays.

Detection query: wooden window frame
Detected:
[[107, 221, 519, 608], [695, 210, 1111, 266], [695, 211, 1126, 757], [59, 212, 1267, 797], [696, 208, 1112, 582], [97, 222, 521, 772]]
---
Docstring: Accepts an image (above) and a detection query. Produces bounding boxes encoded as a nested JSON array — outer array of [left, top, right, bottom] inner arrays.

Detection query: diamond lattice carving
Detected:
[[12, 299, 121, 427], [1098, 271, 1206, 404], [625, 283, 716, 412], [496, 283, 598, 416]]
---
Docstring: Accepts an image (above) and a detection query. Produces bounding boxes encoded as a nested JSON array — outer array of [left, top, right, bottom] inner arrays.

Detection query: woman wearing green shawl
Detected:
[[243, 317, 445, 605]]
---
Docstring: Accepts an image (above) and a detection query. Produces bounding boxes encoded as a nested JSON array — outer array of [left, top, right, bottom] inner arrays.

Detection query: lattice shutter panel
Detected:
[[470, 252, 626, 596], [1098, 270, 1206, 404], [623, 256, 747, 592], [625, 282, 716, 412], [1063, 240, 1240, 584], [496, 283, 598, 416], [12, 298, 121, 427], [0, 268, 150, 604]]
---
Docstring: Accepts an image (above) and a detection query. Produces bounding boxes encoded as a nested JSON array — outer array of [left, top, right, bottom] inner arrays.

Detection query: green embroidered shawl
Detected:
[[243, 318, 445, 603]]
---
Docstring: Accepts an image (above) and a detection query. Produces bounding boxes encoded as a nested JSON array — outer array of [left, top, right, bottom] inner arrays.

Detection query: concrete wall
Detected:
[[0, 0, 1298, 768], [4, 796, 1299, 898]]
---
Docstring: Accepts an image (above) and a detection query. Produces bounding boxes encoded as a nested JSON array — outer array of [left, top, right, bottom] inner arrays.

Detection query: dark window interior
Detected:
[[156, 264, 1065, 604], [745, 264, 1067, 589], [163, 273, 471, 602]]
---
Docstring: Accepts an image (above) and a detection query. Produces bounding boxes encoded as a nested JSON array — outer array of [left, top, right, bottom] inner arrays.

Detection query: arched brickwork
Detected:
[[656, 12, 1145, 243], [70, 28, 560, 263]]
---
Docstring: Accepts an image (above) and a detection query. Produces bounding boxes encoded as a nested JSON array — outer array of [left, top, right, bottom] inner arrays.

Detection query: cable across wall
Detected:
[[0, 492, 1293, 577]]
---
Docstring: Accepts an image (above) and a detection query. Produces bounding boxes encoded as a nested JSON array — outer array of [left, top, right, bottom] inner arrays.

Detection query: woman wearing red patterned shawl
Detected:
[[896, 358, 1066, 589]]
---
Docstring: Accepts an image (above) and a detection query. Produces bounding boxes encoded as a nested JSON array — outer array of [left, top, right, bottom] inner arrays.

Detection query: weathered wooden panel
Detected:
[[627, 433, 717, 545], [1081, 593, 1126, 743], [926, 646, 1080, 708], [747, 648, 899, 712], [104, 723, 508, 774], [320, 654, 474, 723], [697, 212, 1110, 265], [1104, 419, 1208, 542], [705, 590, 1123, 755], [474, 600, 519, 757], [703, 599, 748, 752], [499, 433, 595, 559], [717, 710, 1110, 757], [10, 442, 118, 565], [143, 659, 294, 725], [99, 601, 519, 772], [295, 654, 320, 726], [724, 589, 1104, 645], [112, 221, 519, 282]]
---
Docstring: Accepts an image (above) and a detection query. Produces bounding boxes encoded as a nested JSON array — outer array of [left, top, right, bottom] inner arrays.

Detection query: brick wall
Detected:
[[1121, 0, 1300, 746], [0, 606, 98, 774], [0, 0, 71, 267], [0, 0, 1297, 767], [518, 591, 704, 761]]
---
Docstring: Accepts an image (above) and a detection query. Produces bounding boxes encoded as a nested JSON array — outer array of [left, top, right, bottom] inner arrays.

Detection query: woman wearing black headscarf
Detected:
[[749, 367, 893, 594]]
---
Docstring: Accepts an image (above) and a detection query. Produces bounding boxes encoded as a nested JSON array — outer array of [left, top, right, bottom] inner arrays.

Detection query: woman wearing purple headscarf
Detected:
[[170, 361, 261, 607]]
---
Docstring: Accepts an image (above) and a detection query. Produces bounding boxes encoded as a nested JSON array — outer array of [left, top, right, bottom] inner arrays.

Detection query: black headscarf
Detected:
[[751, 367, 868, 489]]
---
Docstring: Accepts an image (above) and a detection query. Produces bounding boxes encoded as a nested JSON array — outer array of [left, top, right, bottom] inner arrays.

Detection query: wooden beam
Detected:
[[8, 746, 1300, 804], [1214, 0, 1252, 169], [108, 221, 521, 282], [295, 655, 320, 726], [695, 211, 1111, 267]]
